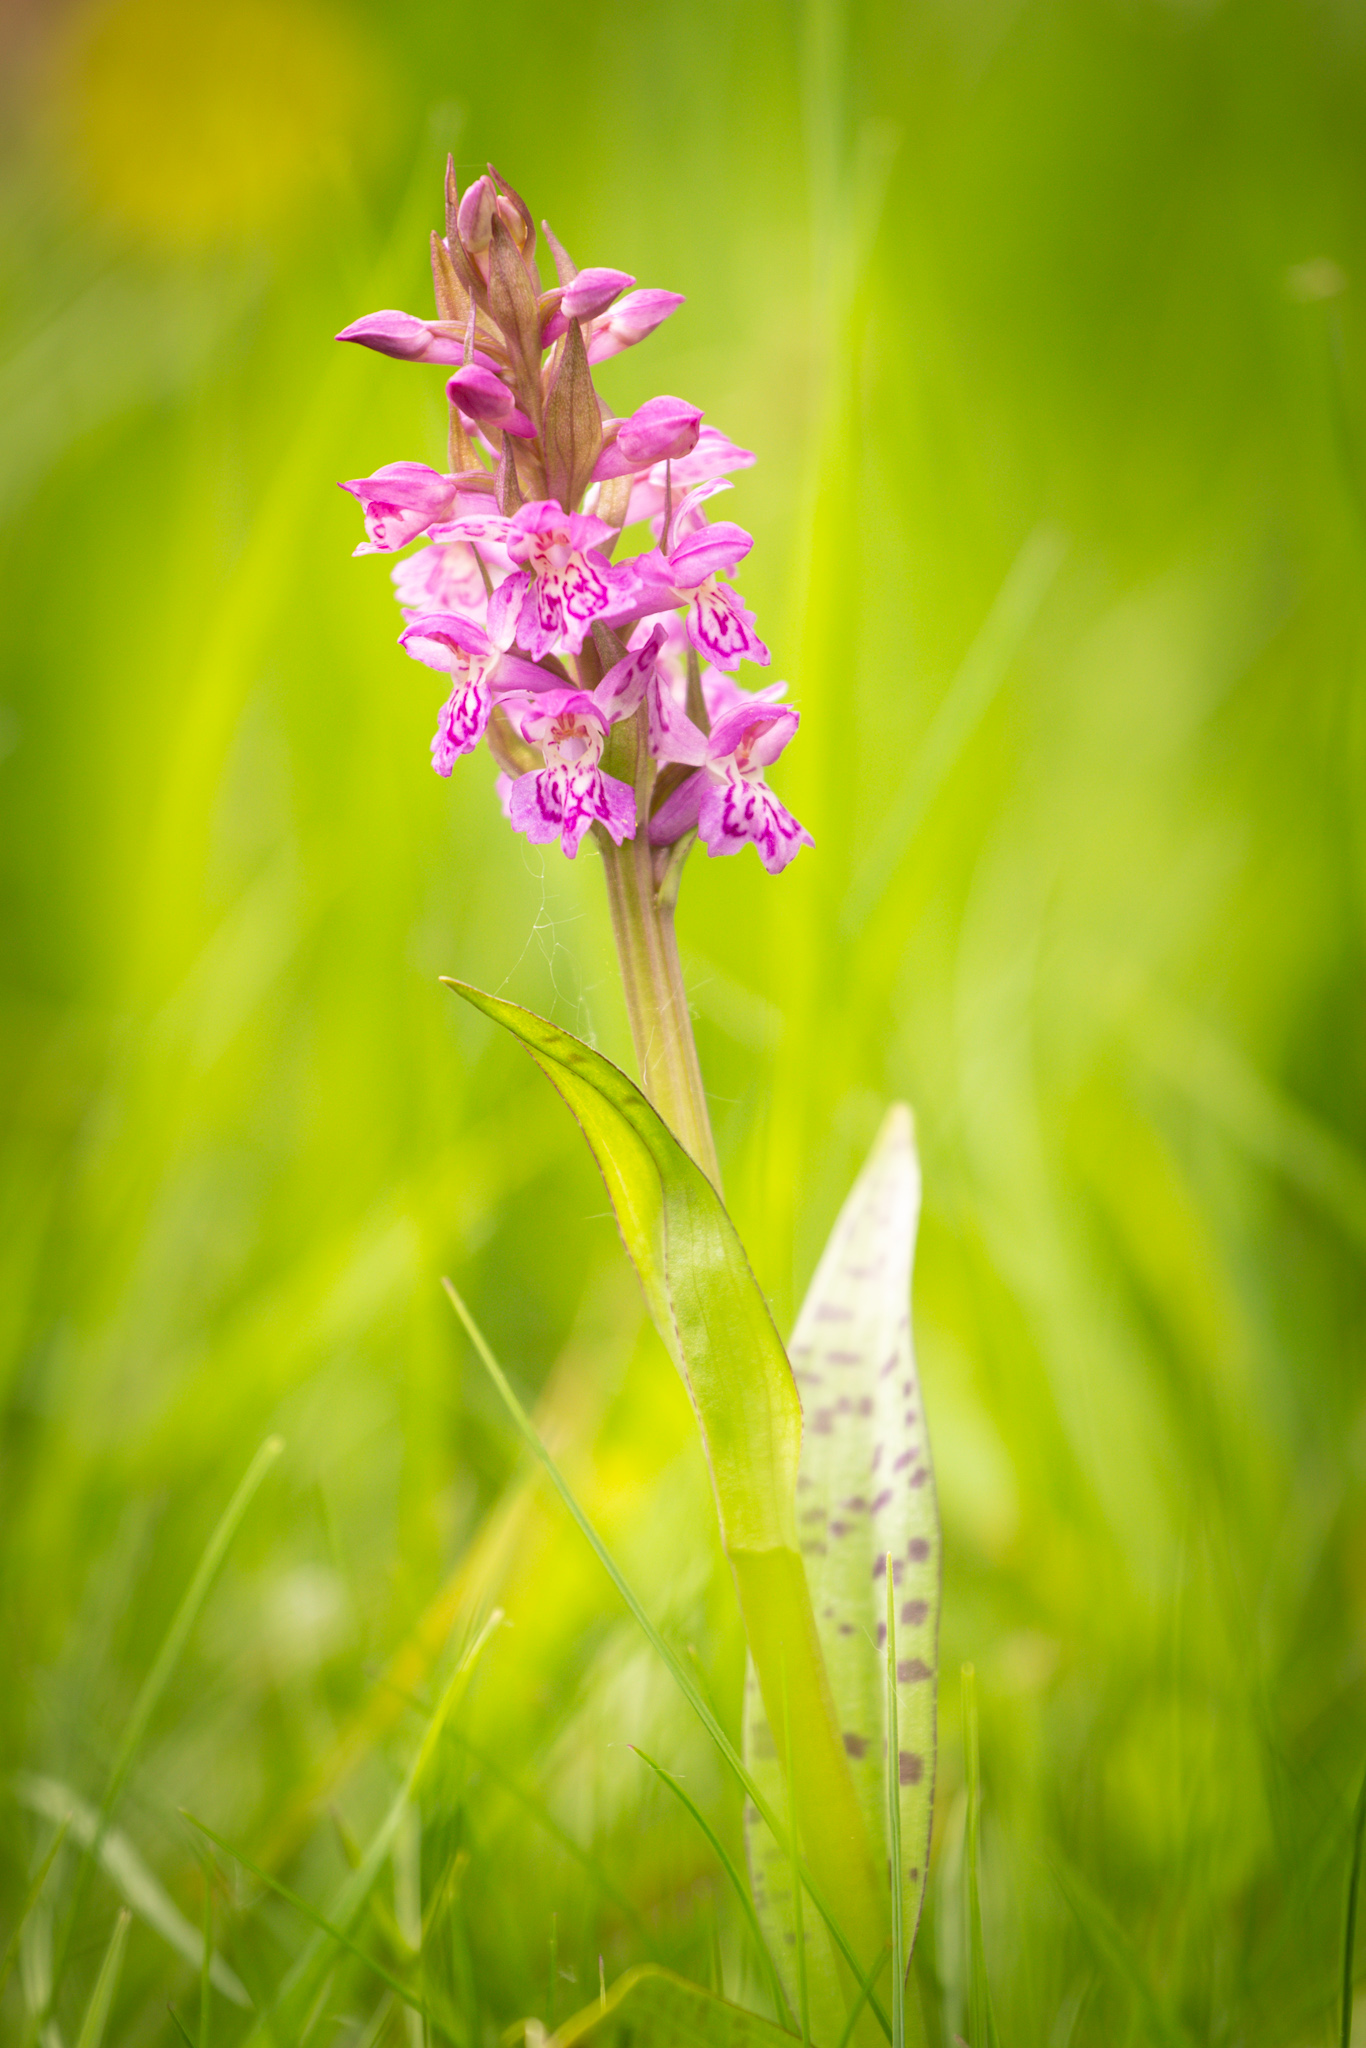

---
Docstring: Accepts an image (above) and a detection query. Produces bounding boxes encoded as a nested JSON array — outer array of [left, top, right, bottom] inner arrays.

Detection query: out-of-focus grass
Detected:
[[2, 0, 1365, 2040]]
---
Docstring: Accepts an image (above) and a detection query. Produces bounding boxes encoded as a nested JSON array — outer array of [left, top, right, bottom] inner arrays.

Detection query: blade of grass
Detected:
[[74, 1909, 130, 2048], [103, 1437, 284, 1832], [440, 1276, 893, 2044], [183, 1815, 459, 2045], [836, 1952, 893, 2048], [1342, 1763, 1366, 2048], [0, 1820, 68, 2001], [237, 1604, 503, 2039], [47, 1437, 282, 2014], [886, 1563, 904, 2048], [200, 1868, 212, 2048], [13, 1776, 249, 2006], [842, 525, 1067, 935], [962, 1668, 1000, 2048], [779, 1673, 810, 2048], [1047, 1850, 1190, 2048], [167, 2006, 197, 2047], [459, 1734, 655, 1952], [631, 1747, 794, 2032]]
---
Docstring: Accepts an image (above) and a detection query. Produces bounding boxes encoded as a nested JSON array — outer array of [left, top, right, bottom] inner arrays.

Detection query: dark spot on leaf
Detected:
[[871, 1489, 893, 1512], [908, 1538, 930, 1562], [910, 1467, 929, 1488], [857, 1397, 873, 1416], [815, 1304, 852, 1321], [901, 1600, 928, 1626], [843, 1732, 869, 1759], [893, 1451, 913, 1471], [876, 1623, 887, 1647], [880, 1354, 898, 1377], [826, 1350, 861, 1364], [899, 1751, 923, 1785], [897, 1657, 932, 1683], [811, 1410, 835, 1434], [801, 1540, 828, 1555], [830, 1520, 850, 1537]]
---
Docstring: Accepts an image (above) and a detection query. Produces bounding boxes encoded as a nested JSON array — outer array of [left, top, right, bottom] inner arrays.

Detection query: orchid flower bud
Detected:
[[585, 288, 686, 363], [591, 396, 703, 482], [561, 267, 636, 321], [446, 365, 537, 439], [336, 309, 469, 365], [457, 177, 497, 256]]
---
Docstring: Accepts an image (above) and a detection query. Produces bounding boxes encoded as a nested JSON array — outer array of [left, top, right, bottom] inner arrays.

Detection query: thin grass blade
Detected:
[[13, 1777, 249, 2006], [183, 1815, 459, 2044], [1342, 1763, 1366, 2048], [0, 1819, 68, 2001], [550, 1963, 800, 2047], [101, 1436, 284, 1834], [73, 1910, 130, 2048], [631, 1747, 792, 2026]]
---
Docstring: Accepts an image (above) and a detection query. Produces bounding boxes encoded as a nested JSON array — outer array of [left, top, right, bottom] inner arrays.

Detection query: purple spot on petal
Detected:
[[910, 1467, 929, 1488], [893, 1451, 913, 1472]]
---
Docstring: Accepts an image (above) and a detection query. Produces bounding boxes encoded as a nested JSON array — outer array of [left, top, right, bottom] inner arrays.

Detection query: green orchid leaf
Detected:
[[550, 1964, 797, 2047], [745, 1108, 939, 2039], [443, 982, 887, 2017]]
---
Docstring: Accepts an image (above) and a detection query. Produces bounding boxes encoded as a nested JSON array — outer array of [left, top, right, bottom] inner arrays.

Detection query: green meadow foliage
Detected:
[[2, 0, 1366, 2042]]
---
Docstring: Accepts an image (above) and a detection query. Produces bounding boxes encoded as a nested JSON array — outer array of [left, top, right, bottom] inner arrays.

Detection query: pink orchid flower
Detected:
[[391, 537, 511, 622], [398, 612, 550, 773], [441, 501, 638, 660], [648, 695, 811, 873], [500, 685, 637, 857], [339, 463, 461, 555], [631, 482, 770, 672]]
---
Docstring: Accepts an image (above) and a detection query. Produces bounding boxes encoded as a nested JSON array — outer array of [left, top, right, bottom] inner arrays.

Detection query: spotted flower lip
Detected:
[[398, 611, 551, 773], [649, 696, 810, 872], [500, 685, 636, 857], [440, 501, 638, 660]]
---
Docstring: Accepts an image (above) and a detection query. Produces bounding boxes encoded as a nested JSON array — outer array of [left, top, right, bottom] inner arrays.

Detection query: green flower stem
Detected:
[[595, 714, 720, 1186]]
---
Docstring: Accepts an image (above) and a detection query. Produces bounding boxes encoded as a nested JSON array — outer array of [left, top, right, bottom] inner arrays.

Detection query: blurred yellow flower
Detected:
[[49, 0, 389, 247]]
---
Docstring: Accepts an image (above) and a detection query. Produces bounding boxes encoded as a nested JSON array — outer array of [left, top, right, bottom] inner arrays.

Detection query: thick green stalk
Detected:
[[595, 712, 720, 1187]]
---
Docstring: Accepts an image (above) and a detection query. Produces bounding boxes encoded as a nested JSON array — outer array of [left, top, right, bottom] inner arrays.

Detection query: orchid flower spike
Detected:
[[333, 160, 806, 877]]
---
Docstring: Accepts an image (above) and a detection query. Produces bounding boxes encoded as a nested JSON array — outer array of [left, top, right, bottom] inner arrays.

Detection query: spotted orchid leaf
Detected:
[[744, 1107, 939, 2039], [443, 981, 888, 2016], [550, 1964, 796, 2046]]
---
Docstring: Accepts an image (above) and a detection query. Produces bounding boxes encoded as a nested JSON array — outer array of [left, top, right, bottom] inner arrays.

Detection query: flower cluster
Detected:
[[336, 162, 811, 873]]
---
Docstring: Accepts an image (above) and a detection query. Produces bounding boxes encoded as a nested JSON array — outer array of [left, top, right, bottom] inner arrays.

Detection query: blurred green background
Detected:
[[3, 0, 1365, 2040]]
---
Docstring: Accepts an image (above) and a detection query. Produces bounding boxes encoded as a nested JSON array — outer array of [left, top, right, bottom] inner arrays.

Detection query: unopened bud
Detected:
[[592, 395, 702, 481], [446, 365, 537, 439], [457, 176, 496, 253], [337, 309, 467, 365], [561, 267, 635, 321]]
